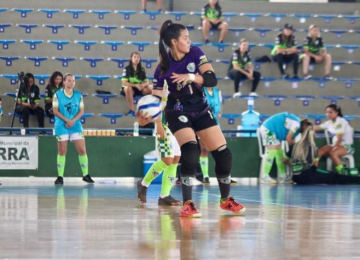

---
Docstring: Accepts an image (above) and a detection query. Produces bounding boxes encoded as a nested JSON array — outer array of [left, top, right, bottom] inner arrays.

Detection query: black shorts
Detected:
[[310, 57, 316, 64], [165, 107, 218, 134], [120, 87, 143, 97], [210, 22, 222, 30]]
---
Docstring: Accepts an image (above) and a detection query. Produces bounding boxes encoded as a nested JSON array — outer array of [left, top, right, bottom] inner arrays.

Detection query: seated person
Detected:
[[201, 0, 228, 44], [302, 24, 332, 80], [45, 71, 63, 117], [227, 39, 261, 97], [285, 122, 360, 185], [271, 24, 299, 79], [15, 73, 45, 129], [142, 0, 162, 12], [121, 52, 152, 117]]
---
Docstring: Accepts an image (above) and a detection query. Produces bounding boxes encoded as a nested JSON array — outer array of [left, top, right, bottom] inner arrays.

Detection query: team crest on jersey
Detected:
[[315, 40, 319, 45], [178, 115, 188, 123], [336, 124, 342, 129], [65, 102, 78, 114], [31, 93, 35, 98], [187, 62, 195, 72], [243, 57, 248, 62]]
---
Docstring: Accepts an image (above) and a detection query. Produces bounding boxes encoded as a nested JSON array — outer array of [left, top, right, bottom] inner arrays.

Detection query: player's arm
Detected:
[[170, 63, 217, 87], [286, 131, 295, 146], [52, 94, 70, 124]]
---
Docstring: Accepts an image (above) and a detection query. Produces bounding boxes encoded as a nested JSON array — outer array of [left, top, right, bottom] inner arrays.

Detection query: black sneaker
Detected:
[[82, 174, 94, 184], [281, 74, 289, 79], [231, 179, 238, 185], [55, 176, 64, 185], [205, 39, 210, 45], [158, 195, 182, 206], [203, 177, 210, 185], [137, 180, 148, 203]]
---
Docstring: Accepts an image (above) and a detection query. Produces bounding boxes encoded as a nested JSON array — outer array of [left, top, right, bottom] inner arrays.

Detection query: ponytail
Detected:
[[326, 104, 343, 117], [159, 20, 186, 75]]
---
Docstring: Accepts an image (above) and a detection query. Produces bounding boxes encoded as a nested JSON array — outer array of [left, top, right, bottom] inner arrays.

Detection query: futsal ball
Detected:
[[136, 95, 162, 119]]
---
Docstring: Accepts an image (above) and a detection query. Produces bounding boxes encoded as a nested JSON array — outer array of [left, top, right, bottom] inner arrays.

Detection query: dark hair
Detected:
[[210, 0, 221, 9], [24, 73, 34, 87], [129, 52, 146, 80], [326, 104, 343, 117], [159, 20, 187, 74], [47, 71, 63, 88]]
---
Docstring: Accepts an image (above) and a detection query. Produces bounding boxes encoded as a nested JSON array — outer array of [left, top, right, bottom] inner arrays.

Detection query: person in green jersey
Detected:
[[45, 71, 63, 117], [201, 0, 228, 44]]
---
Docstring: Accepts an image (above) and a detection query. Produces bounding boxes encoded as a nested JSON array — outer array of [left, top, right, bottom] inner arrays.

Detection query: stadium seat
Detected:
[[223, 12, 238, 21], [266, 13, 287, 22], [302, 114, 326, 125], [80, 57, 104, 68], [252, 28, 273, 37], [0, 23, 12, 33], [101, 41, 125, 51], [261, 77, 277, 87], [0, 39, 16, 50], [20, 39, 44, 50], [24, 56, 48, 67], [108, 58, 129, 68], [348, 96, 360, 106], [0, 56, 20, 66], [128, 41, 151, 52], [263, 95, 288, 106], [89, 10, 111, 20], [69, 24, 91, 34], [34, 74, 50, 85], [114, 10, 137, 20], [222, 114, 241, 125], [38, 9, 60, 19], [43, 24, 65, 34], [0, 8, 8, 15], [325, 29, 348, 39], [240, 13, 263, 22], [318, 95, 344, 105], [95, 25, 118, 35], [336, 78, 360, 88], [81, 113, 95, 124], [75, 40, 98, 51], [165, 11, 188, 21], [209, 42, 231, 52], [48, 40, 70, 50], [92, 93, 117, 104], [314, 14, 337, 24], [229, 27, 247, 37], [99, 113, 124, 124], [143, 11, 162, 20], [52, 57, 76, 67], [291, 95, 316, 106], [64, 9, 85, 19], [86, 75, 111, 86], [1, 74, 18, 84], [338, 14, 360, 24], [190, 42, 204, 47], [141, 58, 157, 68], [16, 23, 39, 33], [121, 26, 144, 35], [310, 77, 333, 88], [12, 8, 34, 18]]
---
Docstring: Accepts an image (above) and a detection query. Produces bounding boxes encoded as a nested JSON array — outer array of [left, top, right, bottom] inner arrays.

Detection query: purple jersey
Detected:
[[153, 46, 209, 112]]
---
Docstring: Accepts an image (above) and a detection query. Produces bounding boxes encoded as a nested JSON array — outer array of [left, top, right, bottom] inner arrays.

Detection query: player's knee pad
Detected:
[[180, 141, 200, 177], [211, 145, 232, 179]]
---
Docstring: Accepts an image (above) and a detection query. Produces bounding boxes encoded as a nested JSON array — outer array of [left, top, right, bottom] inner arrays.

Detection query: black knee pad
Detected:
[[211, 146, 232, 179], [180, 141, 200, 177]]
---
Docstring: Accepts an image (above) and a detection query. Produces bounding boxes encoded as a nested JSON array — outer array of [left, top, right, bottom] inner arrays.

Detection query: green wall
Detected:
[[0, 136, 358, 178]]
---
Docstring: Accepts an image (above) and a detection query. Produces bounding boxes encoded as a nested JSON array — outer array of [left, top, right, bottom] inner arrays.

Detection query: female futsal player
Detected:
[[137, 20, 245, 217], [53, 74, 94, 185]]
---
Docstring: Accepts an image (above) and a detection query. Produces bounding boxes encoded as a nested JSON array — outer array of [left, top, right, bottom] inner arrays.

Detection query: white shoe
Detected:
[[278, 175, 293, 184], [260, 175, 277, 184], [233, 92, 241, 98], [249, 92, 258, 96]]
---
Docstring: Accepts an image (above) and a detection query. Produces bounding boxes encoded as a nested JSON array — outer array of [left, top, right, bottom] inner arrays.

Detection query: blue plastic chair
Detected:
[[81, 57, 104, 68], [52, 57, 76, 67], [0, 39, 16, 49], [215, 59, 230, 64], [114, 10, 137, 20], [92, 93, 117, 105], [20, 39, 43, 50], [38, 9, 60, 18], [17, 23, 38, 33], [75, 40, 98, 51], [128, 41, 151, 52], [69, 24, 91, 34], [266, 13, 287, 22], [291, 95, 316, 106], [209, 42, 231, 52], [143, 11, 162, 20], [261, 77, 277, 87], [223, 12, 238, 21], [189, 11, 202, 17], [86, 75, 111, 86], [96, 25, 118, 35], [0, 56, 20, 66], [165, 11, 188, 21], [318, 95, 344, 105], [0, 8, 8, 15], [310, 77, 333, 88], [240, 13, 263, 22], [89, 10, 111, 19], [302, 114, 326, 125], [252, 28, 273, 37], [81, 113, 95, 124], [12, 8, 34, 18], [325, 29, 348, 39], [64, 9, 85, 19], [108, 58, 129, 68], [101, 41, 124, 51], [25, 56, 48, 67], [141, 59, 157, 69], [43, 24, 65, 34], [1, 74, 18, 84], [289, 13, 312, 19], [48, 40, 70, 50], [148, 25, 195, 31], [338, 14, 360, 24], [263, 95, 287, 106], [99, 113, 124, 124], [314, 14, 337, 24], [336, 78, 360, 88], [121, 25, 144, 35], [0, 23, 12, 33], [347, 96, 360, 107], [336, 44, 360, 54], [222, 114, 241, 125], [34, 74, 50, 85], [190, 42, 204, 47], [229, 27, 247, 37]]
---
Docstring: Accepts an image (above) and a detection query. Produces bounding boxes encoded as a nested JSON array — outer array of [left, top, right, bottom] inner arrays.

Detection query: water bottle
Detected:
[[240, 98, 260, 137], [133, 121, 139, 137]]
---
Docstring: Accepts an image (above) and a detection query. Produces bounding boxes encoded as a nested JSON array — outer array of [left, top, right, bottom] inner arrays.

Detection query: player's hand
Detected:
[[171, 73, 191, 84], [138, 84, 145, 91], [136, 110, 154, 126], [66, 119, 75, 128], [246, 73, 254, 80]]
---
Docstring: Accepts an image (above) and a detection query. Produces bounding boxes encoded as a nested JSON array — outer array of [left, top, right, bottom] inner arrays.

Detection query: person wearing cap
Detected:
[[302, 24, 332, 80], [271, 24, 299, 79]]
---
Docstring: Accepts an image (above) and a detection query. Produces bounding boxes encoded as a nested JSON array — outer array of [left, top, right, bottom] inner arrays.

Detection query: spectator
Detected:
[[121, 52, 153, 117], [15, 73, 45, 129], [313, 105, 354, 175], [227, 39, 261, 97], [142, 0, 162, 13], [202, 0, 228, 44], [45, 71, 63, 117], [302, 24, 332, 80], [271, 24, 299, 79]]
